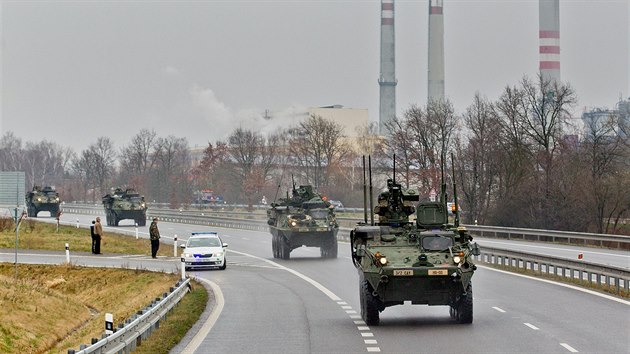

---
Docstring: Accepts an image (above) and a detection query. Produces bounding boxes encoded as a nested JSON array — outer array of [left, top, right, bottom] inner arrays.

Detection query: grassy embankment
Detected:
[[0, 220, 208, 354]]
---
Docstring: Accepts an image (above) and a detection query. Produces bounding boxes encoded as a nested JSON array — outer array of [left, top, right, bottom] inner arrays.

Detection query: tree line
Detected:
[[1, 74, 628, 234]]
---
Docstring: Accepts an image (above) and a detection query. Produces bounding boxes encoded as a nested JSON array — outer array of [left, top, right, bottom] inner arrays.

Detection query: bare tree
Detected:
[[288, 114, 349, 189], [119, 129, 157, 190], [151, 136, 191, 205], [0, 132, 24, 171]]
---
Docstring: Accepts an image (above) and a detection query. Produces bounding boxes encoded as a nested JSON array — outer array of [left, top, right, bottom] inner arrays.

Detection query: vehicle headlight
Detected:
[[183, 253, 192, 258], [379, 257, 388, 265], [453, 256, 462, 264], [37, 197, 42, 202], [290, 221, 297, 227], [215, 252, 223, 257]]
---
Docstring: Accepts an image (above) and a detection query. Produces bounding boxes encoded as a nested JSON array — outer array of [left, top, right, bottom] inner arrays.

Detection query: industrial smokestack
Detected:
[[378, 0, 397, 135], [428, 0, 445, 102], [539, 0, 560, 83]]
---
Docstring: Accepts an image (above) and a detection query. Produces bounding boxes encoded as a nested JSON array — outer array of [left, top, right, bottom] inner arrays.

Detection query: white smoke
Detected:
[[190, 85, 309, 143]]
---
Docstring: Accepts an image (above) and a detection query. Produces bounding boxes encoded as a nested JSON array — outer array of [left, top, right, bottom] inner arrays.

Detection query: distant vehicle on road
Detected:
[[328, 200, 344, 209], [180, 232, 228, 270], [102, 187, 147, 226], [26, 186, 60, 217]]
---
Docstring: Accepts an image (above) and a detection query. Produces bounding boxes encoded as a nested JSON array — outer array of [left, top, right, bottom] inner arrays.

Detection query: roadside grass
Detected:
[[483, 263, 630, 299], [0, 263, 180, 353], [1, 220, 180, 257], [0, 221, 209, 353], [133, 280, 208, 354]]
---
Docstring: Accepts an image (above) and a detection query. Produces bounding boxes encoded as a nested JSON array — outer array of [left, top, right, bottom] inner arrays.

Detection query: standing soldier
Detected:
[[149, 217, 160, 258], [94, 217, 103, 254], [90, 220, 96, 254]]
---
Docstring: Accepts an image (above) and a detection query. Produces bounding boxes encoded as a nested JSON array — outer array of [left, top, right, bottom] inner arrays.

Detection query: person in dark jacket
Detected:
[[90, 220, 96, 254], [149, 218, 160, 258]]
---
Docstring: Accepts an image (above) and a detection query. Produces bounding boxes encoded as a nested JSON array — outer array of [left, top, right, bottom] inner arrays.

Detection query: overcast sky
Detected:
[[1, 0, 628, 152]]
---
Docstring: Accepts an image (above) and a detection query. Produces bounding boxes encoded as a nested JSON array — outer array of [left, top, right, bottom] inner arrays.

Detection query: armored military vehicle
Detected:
[[26, 185, 61, 217], [267, 182, 339, 259], [350, 156, 480, 325], [102, 187, 147, 226]]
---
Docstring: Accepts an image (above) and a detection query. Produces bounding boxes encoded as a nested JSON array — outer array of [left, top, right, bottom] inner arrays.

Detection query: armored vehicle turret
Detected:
[[102, 187, 147, 226], [351, 156, 480, 325], [26, 185, 61, 217], [267, 183, 339, 259]]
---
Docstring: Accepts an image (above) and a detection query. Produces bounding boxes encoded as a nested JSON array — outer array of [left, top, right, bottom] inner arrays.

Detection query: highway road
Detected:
[[4, 213, 629, 353]]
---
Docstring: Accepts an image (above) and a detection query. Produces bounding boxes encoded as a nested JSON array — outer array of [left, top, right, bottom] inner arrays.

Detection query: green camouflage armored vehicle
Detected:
[[350, 156, 480, 325], [102, 187, 147, 226], [267, 183, 339, 259], [26, 185, 61, 217]]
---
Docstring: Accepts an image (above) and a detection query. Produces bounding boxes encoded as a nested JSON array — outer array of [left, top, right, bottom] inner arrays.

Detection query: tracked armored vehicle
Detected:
[[102, 188, 147, 226], [351, 156, 480, 325], [26, 186, 61, 217], [267, 184, 339, 259]]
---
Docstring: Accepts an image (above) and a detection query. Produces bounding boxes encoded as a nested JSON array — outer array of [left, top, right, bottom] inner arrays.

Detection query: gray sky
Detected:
[[1, 0, 628, 152]]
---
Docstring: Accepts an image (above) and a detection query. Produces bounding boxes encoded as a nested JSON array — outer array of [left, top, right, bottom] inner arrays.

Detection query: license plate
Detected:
[[393, 269, 413, 276], [428, 269, 448, 276]]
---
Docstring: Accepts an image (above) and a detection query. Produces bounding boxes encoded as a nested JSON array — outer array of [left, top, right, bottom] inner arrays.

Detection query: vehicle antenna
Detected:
[[369, 155, 374, 226], [451, 153, 460, 227], [363, 155, 368, 224]]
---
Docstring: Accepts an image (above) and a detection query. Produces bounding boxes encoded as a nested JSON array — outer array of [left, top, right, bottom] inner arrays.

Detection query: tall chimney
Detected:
[[378, 0, 397, 135], [428, 0, 445, 102], [539, 0, 560, 82]]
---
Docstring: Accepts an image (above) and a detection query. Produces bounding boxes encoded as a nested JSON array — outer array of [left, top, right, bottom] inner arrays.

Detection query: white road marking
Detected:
[[357, 326, 370, 331], [367, 348, 381, 352], [560, 343, 579, 353], [479, 265, 630, 306], [180, 277, 224, 354], [492, 306, 506, 313], [524, 323, 539, 330], [346, 310, 357, 314], [350, 315, 361, 319], [361, 333, 374, 337], [364, 339, 377, 344], [354, 320, 366, 325], [228, 249, 341, 301], [341, 305, 352, 309], [337, 301, 348, 305]]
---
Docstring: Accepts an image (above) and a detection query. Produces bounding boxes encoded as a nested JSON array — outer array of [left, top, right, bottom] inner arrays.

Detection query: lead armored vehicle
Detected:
[[26, 185, 61, 217], [267, 183, 339, 259], [351, 156, 480, 325], [102, 188, 147, 226]]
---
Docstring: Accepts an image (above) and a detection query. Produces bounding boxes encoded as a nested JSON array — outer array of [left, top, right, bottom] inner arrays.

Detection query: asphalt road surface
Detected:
[[3, 213, 628, 353]]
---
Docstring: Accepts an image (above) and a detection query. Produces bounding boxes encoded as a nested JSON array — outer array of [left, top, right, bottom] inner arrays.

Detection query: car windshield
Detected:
[[188, 237, 221, 248], [422, 235, 453, 251]]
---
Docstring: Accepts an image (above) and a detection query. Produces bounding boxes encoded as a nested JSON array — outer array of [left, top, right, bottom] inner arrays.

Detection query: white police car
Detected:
[[180, 232, 228, 270]]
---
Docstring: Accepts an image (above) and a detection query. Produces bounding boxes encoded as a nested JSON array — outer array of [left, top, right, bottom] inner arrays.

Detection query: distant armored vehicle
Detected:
[[102, 188, 147, 226], [26, 185, 60, 217], [351, 156, 480, 325], [267, 183, 339, 259]]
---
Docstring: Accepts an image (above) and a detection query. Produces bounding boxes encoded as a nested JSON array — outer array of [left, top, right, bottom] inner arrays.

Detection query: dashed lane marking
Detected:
[[337, 301, 348, 305], [367, 348, 381, 352], [358, 326, 370, 331], [492, 306, 506, 313], [346, 310, 358, 314], [560, 343, 579, 353], [524, 323, 540, 330], [364, 340, 377, 345], [361, 333, 374, 337], [341, 305, 352, 309], [354, 320, 366, 325]]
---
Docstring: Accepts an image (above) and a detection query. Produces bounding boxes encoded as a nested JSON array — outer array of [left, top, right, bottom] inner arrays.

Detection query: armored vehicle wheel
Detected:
[[51, 206, 60, 217], [113, 214, 119, 226], [28, 207, 37, 218], [320, 237, 338, 259], [136, 218, 146, 227], [271, 235, 279, 259], [279, 236, 290, 260], [360, 277, 381, 326], [456, 284, 473, 324]]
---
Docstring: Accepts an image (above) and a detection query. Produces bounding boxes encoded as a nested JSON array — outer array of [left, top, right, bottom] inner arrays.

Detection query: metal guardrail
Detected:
[[68, 278, 191, 354], [477, 246, 629, 294], [466, 225, 630, 250]]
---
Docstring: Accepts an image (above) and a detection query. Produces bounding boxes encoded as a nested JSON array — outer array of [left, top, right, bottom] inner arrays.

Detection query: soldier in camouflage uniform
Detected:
[[149, 217, 160, 258]]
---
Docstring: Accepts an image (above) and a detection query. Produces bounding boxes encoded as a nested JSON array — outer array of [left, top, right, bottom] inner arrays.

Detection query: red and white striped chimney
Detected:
[[539, 0, 560, 82]]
